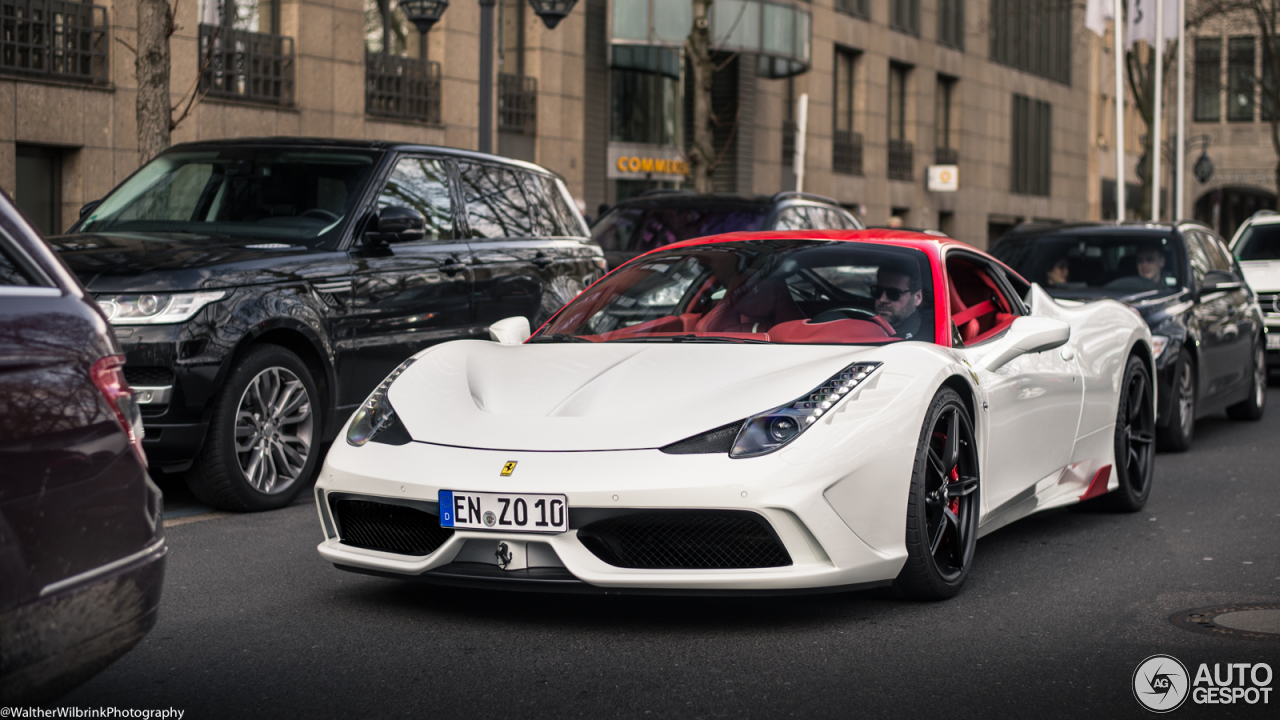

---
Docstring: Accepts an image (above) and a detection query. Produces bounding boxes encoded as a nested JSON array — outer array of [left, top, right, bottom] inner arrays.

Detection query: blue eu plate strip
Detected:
[[439, 490, 454, 527]]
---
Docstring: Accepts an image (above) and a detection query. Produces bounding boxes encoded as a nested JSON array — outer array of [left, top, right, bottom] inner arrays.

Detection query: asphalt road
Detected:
[[54, 388, 1280, 719]]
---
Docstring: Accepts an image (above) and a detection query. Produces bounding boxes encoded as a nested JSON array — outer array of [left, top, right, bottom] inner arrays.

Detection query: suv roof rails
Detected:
[[637, 188, 692, 198], [769, 191, 840, 205], [1248, 209, 1280, 220]]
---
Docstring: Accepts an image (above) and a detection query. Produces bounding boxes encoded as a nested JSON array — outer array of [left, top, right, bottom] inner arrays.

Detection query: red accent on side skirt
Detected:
[[1079, 465, 1113, 501]]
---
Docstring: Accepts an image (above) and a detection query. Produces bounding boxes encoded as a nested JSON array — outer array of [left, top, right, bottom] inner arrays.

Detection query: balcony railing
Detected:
[[0, 0, 106, 82], [199, 23, 294, 105], [498, 73, 537, 135], [833, 130, 863, 175], [366, 51, 440, 124], [888, 139, 913, 180], [935, 146, 958, 165]]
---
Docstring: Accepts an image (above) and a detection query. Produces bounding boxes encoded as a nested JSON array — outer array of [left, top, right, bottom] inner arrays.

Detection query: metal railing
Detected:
[[0, 0, 106, 82], [833, 130, 863, 175], [199, 23, 294, 105], [498, 72, 537, 134], [366, 51, 440, 124], [935, 146, 958, 165], [888, 139, 913, 180]]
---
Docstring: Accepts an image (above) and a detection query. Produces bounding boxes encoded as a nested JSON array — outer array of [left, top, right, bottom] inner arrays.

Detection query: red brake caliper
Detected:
[[948, 466, 961, 515]]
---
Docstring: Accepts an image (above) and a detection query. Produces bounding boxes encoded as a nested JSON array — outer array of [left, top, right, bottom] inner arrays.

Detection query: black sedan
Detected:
[[0, 191, 165, 703], [991, 221, 1267, 451]]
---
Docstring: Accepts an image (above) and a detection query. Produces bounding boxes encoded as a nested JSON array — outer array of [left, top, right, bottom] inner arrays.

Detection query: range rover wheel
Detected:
[[1156, 352, 1195, 452], [1226, 337, 1267, 421], [186, 345, 320, 512]]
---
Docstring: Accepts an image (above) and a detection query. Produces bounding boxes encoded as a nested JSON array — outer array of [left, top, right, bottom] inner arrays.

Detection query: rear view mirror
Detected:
[[489, 316, 531, 345], [365, 206, 425, 246], [980, 316, 1071, 371]]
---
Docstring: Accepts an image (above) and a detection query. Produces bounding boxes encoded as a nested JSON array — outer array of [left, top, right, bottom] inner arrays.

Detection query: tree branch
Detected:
[[170, 24, 218, 131]]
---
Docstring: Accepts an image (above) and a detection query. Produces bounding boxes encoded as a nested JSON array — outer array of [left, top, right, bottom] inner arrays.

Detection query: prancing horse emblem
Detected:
[[495, 542, 513, 569], [501, 461, 517, 476]]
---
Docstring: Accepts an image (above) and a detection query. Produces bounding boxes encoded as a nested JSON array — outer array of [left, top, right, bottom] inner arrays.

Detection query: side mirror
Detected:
[[488, 316, 531, 345], [980, 316, 1071, 371], [79, 200, 101, 218], [1200, 269, 1243, 293], [365, 206, 425, 246]]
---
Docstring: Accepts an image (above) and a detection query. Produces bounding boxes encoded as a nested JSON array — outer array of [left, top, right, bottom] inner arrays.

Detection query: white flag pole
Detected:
[[1153, 0, 1164, 221], [795, 93, 809, 193], [1115, 0, 1126, 221], [1176, 0, 1186, 219]]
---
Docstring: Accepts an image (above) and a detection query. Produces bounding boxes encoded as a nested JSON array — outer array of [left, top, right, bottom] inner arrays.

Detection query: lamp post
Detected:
[[399, 0, 578, 154]]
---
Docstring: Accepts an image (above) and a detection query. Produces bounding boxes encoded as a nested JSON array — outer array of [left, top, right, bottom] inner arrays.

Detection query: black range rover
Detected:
[[53, 138, 603, 511]]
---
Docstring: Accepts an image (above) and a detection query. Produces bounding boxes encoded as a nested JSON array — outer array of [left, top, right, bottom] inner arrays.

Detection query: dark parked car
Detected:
[[0, 191, 165, 703], [591, 191, 863, 269], [991, 221, 1267, 451], [53, 138, 604, 511]]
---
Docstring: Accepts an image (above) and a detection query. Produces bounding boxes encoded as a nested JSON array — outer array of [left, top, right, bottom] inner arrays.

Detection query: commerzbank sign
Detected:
[[608, 142, 689, 182]]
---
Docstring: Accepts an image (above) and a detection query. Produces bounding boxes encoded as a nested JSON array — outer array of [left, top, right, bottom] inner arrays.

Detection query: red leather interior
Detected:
[[946, 258, 1016, 345], [696, 280, 806, 334], [769, 318, 894, 344]]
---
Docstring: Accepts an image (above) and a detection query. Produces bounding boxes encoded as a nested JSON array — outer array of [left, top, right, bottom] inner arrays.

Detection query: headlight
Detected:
[[1150, 335, 1169, 359], [346, 357, 417, 447], [730, 362, 881, 458], [96, 291, 226, 325]]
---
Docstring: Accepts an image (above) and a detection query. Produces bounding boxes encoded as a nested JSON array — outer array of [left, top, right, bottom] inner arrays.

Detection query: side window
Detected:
[[524, 173, 581, 237], [457, 162, 535, 238], [116, 163, 214, 222], [0, 237, 38, 287], [376, 157, 454, 240], [773, 206, 811, 230], [1185, 232, 1213, 287], [1201, 232, 1234, 272]]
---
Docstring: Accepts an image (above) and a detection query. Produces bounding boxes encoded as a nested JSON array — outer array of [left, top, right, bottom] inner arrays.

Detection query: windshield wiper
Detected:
[[528, 334, 594, 343], [607, 334, 770, 344]]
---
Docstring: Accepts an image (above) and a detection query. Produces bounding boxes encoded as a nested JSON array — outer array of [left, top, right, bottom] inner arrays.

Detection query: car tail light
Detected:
[[91, 355, 147, 467]]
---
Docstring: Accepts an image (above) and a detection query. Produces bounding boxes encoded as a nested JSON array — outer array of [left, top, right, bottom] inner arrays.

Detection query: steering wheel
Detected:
[[811, 307, 880, 324], [301, 209, 340, 222]]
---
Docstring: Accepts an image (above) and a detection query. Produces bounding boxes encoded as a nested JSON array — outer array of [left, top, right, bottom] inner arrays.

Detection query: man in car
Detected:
[[1133, 245, 1168, 289], [874, 260, 924, 339]]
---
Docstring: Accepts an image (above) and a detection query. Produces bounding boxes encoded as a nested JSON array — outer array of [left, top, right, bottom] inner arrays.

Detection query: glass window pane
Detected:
[[458, 162, 535, 238], [1228, 36, 1255, 122], [714, 0, 760, 51], [762, 4, 794, 56], [652, 0, 691, 45], [1195, 38, 1222, 122], [0, 241, 36, 287], [611, 0, 649, 41], [377, 157, 455, 240]]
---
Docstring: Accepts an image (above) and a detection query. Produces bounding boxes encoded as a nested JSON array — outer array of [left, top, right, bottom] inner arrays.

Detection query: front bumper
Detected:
[[314, 439, 910, 593]]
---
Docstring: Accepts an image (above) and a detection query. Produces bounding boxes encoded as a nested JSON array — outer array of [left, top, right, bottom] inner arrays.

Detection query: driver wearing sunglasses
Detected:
[[872, 260, 924, 340]]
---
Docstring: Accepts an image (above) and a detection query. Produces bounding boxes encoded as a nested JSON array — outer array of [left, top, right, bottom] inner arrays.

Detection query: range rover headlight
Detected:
[[347, 357, 417, 447], [730, 362, 881, 458], [96, 291, 226, 325]]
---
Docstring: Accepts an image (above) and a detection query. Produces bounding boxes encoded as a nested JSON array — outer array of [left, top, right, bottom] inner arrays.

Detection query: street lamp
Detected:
[[396, 0, 577, 154]]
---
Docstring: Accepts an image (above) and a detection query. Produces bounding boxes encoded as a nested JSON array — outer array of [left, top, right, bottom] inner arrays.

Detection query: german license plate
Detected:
[[439, 490, 567, 533], [1267, 333, 1280, 350]]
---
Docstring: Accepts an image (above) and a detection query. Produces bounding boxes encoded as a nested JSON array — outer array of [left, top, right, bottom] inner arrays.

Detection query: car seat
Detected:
[[695, 280, 805, 334]]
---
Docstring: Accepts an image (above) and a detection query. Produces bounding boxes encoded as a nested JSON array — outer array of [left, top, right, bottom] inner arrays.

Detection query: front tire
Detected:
[[186, 345, 321, 512], [1226, 337, 1267, 421], [1099, 354, 1155, 512], [1156, 352, 1195, 452], [892, 387, 980, 601]]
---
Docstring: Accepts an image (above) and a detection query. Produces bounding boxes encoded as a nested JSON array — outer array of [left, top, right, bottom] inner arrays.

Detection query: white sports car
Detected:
[[314, 231, 1155, 599]]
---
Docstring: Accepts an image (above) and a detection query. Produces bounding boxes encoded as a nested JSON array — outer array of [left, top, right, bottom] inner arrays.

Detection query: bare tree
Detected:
[[136, 0, 172, 165], [686, 0, 716, 192]]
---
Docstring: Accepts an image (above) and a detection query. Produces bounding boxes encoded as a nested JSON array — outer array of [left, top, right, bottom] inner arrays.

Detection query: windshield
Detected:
[[1234, 224, 1280, 261], [78, 148, 381, 246], [537, 239, 935, 344], [991, 233, 1185, 298], [591, 205, 768, 255]]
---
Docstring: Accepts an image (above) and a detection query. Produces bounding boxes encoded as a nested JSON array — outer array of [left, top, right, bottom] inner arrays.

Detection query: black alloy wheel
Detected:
[[1156, 352, 1195, 452], [893, 386, 980, 600], [1227, 337, 1267, 421], [186, 344, 321, 512], [1099, 354, 1155, 512]]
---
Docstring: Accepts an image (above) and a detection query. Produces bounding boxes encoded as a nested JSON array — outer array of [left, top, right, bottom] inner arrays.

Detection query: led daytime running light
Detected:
[[346, 357, 417, 446], [96, 291, 226, 325], [730, 362, 881, 458]]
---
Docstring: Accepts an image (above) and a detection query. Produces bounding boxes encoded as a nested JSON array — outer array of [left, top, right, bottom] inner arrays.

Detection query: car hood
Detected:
[[387, 340, 881, 451], [1240, 260, 1280, 292], [47, 232, 350, 293]]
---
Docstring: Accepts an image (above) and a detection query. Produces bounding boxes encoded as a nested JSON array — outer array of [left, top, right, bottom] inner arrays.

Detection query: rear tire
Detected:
[[1156, 352, 1195, 452], [185, 345, 320, 512], [1226, 337, 1267, 421], [1099, 355, 1155, 513], [892, 387, 980, 601]]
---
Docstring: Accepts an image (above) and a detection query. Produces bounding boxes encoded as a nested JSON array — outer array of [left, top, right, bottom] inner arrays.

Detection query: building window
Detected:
[[888, 62, 913, 181], [989, 0, 1071, 85], [199, 0, 294, 104], [1228, 36, 1255, 122], [498, 0, 536, 161], [835, 0, 869, 19], [0, 0, 108, 83], [1264, 39, 1280, 121], [890, 0, 919, 35], [610, 45, 683, 147], [1195, 37, 1222, 122], [364, 0, 439, 123], [1011, 94, 1051, 196], [938, 0, 964, 50], [935, 75, 958, 165], [833, 48, 862, 175]]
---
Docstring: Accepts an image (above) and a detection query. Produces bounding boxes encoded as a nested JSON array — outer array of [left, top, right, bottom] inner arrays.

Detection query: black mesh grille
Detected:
[[577, 511, 791, 569], [660, 421, 743, 455], [331, 498, 453, 556], [124, 366, 175, 386]]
